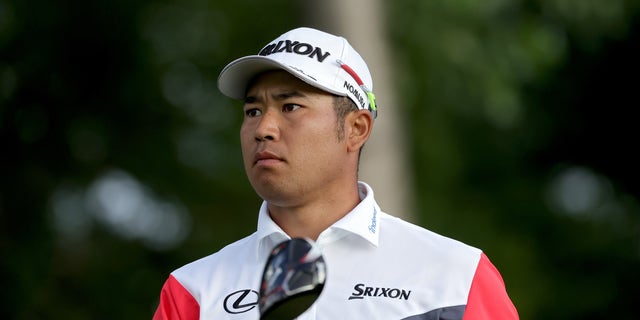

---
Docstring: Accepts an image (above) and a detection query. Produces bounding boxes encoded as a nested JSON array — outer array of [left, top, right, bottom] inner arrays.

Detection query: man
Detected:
[[153, 27, 518, 319]]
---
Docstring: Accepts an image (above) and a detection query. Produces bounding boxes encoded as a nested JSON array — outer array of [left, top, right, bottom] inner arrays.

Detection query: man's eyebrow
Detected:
[[244, 96, 257, 104]]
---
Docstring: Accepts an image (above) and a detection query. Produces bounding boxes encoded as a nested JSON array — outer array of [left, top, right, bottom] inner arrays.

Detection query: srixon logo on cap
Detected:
[[259, 40, 331, 63]]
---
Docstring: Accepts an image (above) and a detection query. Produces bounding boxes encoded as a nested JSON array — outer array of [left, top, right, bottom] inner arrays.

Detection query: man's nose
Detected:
[[255, 110, 279, 142]]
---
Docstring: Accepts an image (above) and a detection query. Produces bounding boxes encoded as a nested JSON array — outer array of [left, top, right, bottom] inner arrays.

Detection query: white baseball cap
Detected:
[[217, 27, 377, 118]]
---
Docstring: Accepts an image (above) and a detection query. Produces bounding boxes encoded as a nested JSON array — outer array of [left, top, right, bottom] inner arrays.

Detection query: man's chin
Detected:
[[253, 185, 299, 206]]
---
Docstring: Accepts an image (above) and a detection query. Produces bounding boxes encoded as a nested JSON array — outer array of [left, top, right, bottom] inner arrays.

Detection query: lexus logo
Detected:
[[223, 289, 259, 314]]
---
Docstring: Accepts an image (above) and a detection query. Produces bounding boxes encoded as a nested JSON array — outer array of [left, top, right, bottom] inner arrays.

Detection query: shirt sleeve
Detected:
[[153, 274, 200, 320], [463, 253, 519, 320]]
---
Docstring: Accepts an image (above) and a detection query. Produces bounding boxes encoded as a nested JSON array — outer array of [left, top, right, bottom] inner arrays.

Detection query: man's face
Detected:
[[240, 71, 349, 206]]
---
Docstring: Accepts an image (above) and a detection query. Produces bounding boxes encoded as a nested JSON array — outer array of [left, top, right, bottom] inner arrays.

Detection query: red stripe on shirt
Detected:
[[463, 253, 519, 319], [153, 274, 200, 320]]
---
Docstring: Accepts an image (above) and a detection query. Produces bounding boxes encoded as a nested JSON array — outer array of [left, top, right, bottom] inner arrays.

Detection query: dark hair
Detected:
[[333, 95, 358, 140]]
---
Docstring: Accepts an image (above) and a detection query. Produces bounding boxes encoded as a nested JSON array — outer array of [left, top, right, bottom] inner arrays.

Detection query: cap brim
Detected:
[[217, 55, 344, 100]]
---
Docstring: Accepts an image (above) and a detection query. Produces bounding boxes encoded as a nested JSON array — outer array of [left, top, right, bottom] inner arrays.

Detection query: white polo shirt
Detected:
[[154, 182, 518, 319]]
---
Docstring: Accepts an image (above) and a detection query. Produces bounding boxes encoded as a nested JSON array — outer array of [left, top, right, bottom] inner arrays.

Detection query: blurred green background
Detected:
[[1, 0, 639, 319]]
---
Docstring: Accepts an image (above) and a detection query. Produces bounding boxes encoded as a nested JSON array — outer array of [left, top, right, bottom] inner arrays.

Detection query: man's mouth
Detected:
[[253, 151, 283, 166]]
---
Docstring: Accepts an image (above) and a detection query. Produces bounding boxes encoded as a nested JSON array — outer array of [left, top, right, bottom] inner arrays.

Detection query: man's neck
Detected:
[[267, 183, 362, 240]]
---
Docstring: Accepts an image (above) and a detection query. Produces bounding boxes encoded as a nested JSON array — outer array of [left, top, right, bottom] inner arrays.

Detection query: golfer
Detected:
[[153, 27, 519, 319]]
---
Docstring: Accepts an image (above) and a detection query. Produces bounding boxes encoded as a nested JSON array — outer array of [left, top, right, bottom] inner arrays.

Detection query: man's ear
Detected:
[[346, 110, 373, 152]]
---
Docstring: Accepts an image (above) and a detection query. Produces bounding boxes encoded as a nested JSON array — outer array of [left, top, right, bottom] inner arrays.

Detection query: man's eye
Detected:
[[283, 104, 301, 112], [245, 108, 262, 117]]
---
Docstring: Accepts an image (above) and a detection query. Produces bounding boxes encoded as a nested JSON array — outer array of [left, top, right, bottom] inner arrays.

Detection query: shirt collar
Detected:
[[321, 181, 380, 247], [256, 181, 381, 258], [256, 201, 290, 259]]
